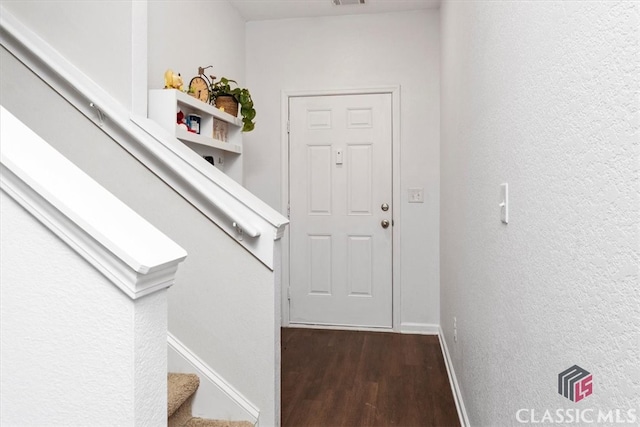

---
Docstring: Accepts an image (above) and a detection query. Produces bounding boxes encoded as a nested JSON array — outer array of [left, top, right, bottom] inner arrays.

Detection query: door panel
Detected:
[[308, 146, 332, 214], [289, 93, 392, 328], [347, 144, 373, 214]]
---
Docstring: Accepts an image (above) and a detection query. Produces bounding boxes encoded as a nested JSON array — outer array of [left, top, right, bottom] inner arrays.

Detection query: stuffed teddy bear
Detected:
[[164, 69, 184, 91]]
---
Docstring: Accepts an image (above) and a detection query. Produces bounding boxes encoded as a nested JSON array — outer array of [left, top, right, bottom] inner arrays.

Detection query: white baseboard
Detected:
[[399, 322, 440, 335], [438, 327, 470, 427], [167, 333, 259, 425], [287, 323, 393, 333], [286, 322, 439, 335]]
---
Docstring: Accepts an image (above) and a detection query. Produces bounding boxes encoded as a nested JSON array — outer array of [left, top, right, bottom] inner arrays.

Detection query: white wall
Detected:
[[245, 10, 441, 330], [0, 190, 166, 426], [440, 1, 640, 424], [1, 40, 280, 426], [148, 0, 245, 91], [1, 0, 133, 109]]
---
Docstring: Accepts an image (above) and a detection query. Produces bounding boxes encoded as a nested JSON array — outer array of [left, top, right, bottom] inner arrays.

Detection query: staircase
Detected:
[[1, 5, 287, 425], [168, 374, 254, 427]]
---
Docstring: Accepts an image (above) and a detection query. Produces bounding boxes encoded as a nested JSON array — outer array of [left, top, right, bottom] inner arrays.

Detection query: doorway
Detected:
[[283, 89, 400, 329]]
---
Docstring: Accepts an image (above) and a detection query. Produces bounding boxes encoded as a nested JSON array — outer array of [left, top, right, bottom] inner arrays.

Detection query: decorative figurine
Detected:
[[176, 109, 188, 131], [164, 69, 184, 91]]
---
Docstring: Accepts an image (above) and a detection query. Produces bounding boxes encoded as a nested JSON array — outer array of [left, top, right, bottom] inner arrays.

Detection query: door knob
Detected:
[[381, 219, 390, 229], [381, 203, 389, 212]]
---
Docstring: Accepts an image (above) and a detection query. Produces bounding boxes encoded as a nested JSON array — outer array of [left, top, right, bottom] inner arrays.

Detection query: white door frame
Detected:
[[280, 86, 402, 332]]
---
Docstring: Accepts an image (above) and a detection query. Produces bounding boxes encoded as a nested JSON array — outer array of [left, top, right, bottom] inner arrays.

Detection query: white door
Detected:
[[289, 93, 393, 328]]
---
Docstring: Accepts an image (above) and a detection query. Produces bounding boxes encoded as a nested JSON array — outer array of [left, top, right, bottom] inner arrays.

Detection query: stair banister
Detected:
[[129, 117, 261, 239], [0, 106, 188, 298], [1, 106, 189, 426], [0, 6, 286, 268], [0, 11, 260, 239]]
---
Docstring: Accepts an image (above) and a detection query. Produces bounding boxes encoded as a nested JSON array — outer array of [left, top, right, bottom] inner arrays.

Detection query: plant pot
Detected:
[[214, 96, 239, 117]]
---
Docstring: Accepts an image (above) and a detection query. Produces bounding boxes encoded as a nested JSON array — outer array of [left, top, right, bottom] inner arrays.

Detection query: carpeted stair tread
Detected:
[[185, 418, 254, 427], [168, 373, 200, 418], [168, 372, 253, 427]]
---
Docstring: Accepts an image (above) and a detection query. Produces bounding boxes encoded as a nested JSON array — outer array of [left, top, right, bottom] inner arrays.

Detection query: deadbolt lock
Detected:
[[381, 203, 389, 212]]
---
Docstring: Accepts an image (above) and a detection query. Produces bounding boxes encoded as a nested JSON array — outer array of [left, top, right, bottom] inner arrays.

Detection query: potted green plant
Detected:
[[210, 77, 256, 132]]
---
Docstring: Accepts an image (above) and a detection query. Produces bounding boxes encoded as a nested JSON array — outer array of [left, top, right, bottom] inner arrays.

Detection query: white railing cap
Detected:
[[1, 106, 187, 298]]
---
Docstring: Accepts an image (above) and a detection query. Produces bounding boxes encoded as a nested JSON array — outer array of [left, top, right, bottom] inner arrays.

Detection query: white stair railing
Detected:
[[0, 6, 288, 269], [0, 106, 188, 299], [1, 9, 286, 424], [1, 106, 187, 426]]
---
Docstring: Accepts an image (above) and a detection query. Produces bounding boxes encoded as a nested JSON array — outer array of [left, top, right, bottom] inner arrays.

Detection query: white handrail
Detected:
[[0, 7, 288, 268], [1, 106, 188, 299], [0, 11, 260, 239], [130, 117, 261, 238]]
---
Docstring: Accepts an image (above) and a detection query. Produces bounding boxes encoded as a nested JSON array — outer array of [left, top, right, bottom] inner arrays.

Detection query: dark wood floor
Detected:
[[281, 328, 460, 427]]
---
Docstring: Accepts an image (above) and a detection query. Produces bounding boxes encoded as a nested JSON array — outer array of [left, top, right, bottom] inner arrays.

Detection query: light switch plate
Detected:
[[500, 183, 508, 224], [408, 188, 424, 203]]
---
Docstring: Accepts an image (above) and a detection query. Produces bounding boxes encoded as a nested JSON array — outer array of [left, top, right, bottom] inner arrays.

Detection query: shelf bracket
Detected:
[[89, 102, 106, 127], [232, 221, 244, 241]]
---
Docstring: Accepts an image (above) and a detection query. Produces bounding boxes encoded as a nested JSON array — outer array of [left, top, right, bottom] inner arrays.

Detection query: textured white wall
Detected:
[[1, 0, 133, 109], [440, 1, 640, 424], [245, 10, 441, 329], [1, 190, 169, 427], [2, 36, 279, 426], [0, 191, 134, 426], [134, 291, 169, 426]]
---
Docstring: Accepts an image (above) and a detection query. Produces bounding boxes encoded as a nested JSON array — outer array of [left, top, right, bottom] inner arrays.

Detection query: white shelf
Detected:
[[149, 89, 242, 156], [176, 128, 242, 154], [172, 89, 242, 128]]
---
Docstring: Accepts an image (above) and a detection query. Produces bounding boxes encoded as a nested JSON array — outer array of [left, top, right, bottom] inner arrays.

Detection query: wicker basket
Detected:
[[214, 96, 239, 117]]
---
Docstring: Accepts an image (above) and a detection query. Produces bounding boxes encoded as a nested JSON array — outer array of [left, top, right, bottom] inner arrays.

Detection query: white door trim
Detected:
[[280, 86, 402, 332]]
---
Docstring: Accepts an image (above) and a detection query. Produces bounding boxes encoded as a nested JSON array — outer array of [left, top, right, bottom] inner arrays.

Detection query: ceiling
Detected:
[[228, 0, 440, 22]]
